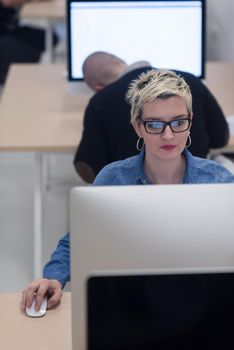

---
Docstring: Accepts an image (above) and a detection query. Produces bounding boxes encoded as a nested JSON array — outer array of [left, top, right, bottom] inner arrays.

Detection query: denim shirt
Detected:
[[93, 149, 234, 185], [43, 149, 234, 286]]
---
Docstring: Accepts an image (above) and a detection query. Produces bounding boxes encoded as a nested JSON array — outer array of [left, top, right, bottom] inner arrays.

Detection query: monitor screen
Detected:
[[67, 0, 206, 81], [87, 271, 234, 349]]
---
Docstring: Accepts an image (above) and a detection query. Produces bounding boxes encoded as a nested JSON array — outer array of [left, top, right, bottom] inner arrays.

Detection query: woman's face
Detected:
[[132, 96, 191, 161]]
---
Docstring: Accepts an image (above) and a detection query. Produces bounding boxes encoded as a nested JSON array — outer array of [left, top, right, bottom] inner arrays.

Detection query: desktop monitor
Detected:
[[70, 183, 234, 350], [67, 0, 206, 81]]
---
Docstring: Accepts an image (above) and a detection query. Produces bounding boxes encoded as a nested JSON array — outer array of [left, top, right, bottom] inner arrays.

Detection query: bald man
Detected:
[[74, 51, 229, 183]]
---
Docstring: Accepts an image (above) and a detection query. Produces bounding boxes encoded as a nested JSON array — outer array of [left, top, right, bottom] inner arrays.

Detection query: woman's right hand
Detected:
[[21, 278, 63, 311]]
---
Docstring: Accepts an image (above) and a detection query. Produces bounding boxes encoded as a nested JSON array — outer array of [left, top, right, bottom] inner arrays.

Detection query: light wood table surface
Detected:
[[205, 62, 234, 152], [205, 62, 234, 117], [0, 63, 92, 279], [21, 0, 65, 19], [0, 292, 72, 350], [0, 64, 92, 152], [0, 62, 233, 151]]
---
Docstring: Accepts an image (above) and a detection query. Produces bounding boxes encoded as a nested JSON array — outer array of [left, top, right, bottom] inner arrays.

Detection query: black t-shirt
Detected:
[[0, 5, 19, 32], [74, 67, 229, 176]]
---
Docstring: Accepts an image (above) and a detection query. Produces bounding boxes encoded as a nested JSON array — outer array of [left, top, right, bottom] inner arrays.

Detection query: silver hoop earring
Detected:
[[136, 137, 145, 151], [186, 132, 192, 148]]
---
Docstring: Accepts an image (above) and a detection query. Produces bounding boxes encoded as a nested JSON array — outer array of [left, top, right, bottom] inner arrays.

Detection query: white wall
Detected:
[[207, 0, 234, 61]]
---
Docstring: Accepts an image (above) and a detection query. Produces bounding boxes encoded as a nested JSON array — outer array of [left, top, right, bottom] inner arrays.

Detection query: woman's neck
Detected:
[[144, 153, 186, 185]]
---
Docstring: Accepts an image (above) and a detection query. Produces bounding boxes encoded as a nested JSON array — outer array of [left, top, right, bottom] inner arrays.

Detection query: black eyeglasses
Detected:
[[138, 117, 191, 134]]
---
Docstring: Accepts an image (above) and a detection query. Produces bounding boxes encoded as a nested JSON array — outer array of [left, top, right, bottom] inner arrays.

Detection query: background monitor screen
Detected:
[[67, 0, 206, 81]]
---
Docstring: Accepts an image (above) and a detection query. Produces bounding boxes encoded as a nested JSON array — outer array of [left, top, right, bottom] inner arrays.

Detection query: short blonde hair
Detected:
[[126, 69, 193, 123]]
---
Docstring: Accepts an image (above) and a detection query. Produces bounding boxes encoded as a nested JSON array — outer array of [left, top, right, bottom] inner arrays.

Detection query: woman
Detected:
[[21, 69, 234, 311], [93, 69, 233, 186]]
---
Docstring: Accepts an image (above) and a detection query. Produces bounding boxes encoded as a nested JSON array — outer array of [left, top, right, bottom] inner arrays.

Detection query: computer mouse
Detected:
[[25, 295, 47, 317]]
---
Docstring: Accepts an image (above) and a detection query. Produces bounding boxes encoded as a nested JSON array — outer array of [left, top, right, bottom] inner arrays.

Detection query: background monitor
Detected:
[[67, 0, 206, 81], [70, 183, 234, 349]]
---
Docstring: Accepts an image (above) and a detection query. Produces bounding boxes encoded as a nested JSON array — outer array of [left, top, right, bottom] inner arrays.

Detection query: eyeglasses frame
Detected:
[[137, 116, 192, 135]]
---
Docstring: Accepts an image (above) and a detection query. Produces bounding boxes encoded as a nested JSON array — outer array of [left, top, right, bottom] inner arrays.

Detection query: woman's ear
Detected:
[[132, 120, 143, 138]]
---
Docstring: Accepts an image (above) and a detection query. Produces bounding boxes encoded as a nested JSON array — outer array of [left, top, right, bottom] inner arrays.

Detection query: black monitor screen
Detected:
[[87, 272, 234, 350], [67, 0, 206, 81]]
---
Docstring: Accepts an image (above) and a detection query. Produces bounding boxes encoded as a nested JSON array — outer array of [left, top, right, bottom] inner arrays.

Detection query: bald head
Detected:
[[82, 51, 127, 91]]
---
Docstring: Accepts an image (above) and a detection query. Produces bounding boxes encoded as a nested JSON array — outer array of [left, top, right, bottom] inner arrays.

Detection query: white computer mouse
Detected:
[[25, 295, 47, 317]]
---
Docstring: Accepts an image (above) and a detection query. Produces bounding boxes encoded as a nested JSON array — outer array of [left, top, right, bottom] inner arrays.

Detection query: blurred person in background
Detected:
[[0, 0, 57, 85]]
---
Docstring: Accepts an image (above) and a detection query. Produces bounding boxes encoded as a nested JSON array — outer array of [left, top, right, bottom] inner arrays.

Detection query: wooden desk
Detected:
[[21, 0, 65, 62], [0, 63, 92, 278], [205, 62, 234, 117], [0, 292, 71, 350], [0, 62, 232, 151], [21, 0, 65, 19], [205, 62, 234, 152], [1, 62, 232, 151], [0, 64, 91, 152]]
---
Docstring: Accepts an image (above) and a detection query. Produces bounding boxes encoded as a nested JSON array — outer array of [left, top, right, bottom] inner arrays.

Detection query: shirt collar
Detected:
[[135, 151, 150, 184], [183, 148, 197, 183], [134, 148, 196, 185]]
